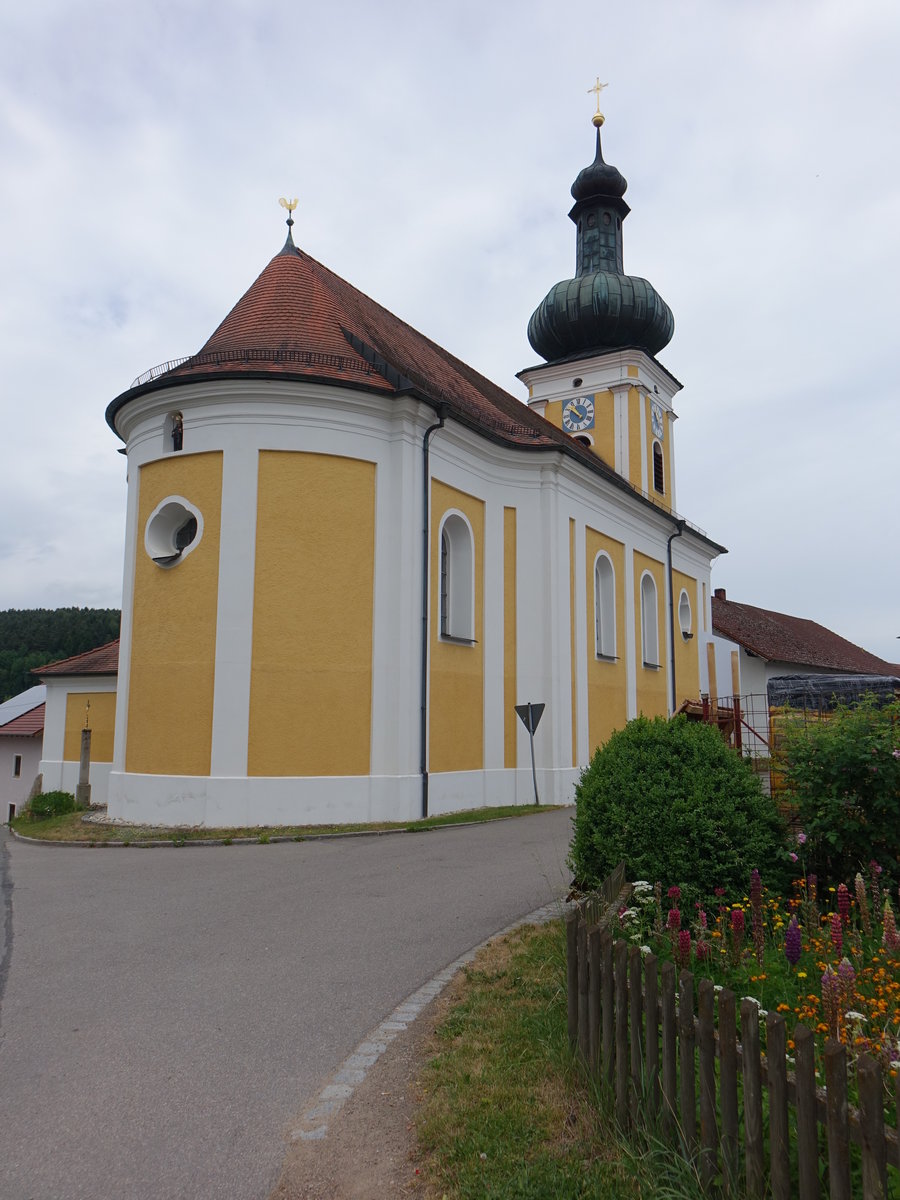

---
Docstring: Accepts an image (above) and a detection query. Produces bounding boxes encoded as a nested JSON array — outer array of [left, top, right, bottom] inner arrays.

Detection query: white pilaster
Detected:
[[209, 443, 259, 776]]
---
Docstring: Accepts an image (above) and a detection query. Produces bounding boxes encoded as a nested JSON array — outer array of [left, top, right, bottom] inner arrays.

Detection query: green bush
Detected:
[[777, 694, 900, 884], [27, 790, 78, 821], [569, 715, 787, 903]]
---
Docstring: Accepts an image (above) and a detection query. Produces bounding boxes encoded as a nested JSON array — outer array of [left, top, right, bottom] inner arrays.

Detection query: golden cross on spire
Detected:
[[588, 77, 608, 127]]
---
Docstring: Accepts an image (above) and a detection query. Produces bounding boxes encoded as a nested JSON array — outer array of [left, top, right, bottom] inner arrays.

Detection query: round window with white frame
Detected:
[[679, 588, 693, 640], [145, 496, 203, 568]]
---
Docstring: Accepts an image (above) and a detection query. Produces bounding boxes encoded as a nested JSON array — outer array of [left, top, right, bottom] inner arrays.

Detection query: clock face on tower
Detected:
[[650, 401, 664, 439], [562, 395, 595, 434]]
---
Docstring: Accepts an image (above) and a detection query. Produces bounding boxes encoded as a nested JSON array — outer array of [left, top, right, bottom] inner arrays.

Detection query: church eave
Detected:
[[105, 369, 399, 437]]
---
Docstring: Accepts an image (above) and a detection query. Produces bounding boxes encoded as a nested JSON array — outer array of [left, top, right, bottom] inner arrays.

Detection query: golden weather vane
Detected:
[[279, 197, 299, 231], [588, 77, 608, 127]]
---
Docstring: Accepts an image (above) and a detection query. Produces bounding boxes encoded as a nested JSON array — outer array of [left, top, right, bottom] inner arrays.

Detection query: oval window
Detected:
[[145, 498, 203, 568]]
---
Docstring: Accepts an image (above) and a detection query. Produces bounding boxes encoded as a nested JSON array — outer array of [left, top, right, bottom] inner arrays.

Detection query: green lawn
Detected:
[[9, 803, 561, 845], [417, 920, 651, 1199]]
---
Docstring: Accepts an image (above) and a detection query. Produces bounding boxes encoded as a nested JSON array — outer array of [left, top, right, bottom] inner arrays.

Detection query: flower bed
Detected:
[[617, 845, 900, 1090]]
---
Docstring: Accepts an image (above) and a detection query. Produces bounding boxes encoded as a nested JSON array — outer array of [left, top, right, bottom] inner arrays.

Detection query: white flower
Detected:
[[845, 1011, 868, 1023], [632, 881, 653, 893], [640, 945, 653, 956], [741, 996, 761, 1006]]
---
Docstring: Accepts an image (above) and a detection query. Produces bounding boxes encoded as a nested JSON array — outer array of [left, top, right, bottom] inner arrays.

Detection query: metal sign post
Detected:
[[514, 702, 545, 805]]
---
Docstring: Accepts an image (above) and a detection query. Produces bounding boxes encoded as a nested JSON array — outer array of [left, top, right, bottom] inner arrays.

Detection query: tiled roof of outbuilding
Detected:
[[0, 703, 44, 737], [35, 639, 120, 677], [711, 595, 896, 675]]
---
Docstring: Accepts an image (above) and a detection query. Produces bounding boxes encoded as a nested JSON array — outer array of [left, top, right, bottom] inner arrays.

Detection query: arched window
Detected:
[[438, 512, 475, 641], [652, 441, 664, 494], [640, 572, 659, 667], [594, 553, 616, 659], [679, 589, 693, 640]]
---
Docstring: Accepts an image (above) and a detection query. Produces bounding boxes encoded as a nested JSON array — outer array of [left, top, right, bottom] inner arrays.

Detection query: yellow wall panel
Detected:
[[592, 389, 615, 467], [430, 480, 484, 774], [569, 519, 577, 766], [127, 452, 222, 775], [672, 569, 701, 708], [633, 550, 668, 718], [64, 692, 116, 763], [627, 386, 642, 489], [544, 399, 562, 429], [503, 507, 517, 769], [248, 452, 375, 777], [585, 528, 627, 754]]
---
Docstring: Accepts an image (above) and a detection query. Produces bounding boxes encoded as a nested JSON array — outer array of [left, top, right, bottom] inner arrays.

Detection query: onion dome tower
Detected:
[[527, 110, 674, 362]]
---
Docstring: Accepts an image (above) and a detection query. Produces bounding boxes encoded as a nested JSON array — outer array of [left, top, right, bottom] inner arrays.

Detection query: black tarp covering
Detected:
[[767, 674, 900, 710]]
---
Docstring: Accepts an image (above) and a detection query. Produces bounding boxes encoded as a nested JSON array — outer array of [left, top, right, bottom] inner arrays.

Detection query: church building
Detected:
[[97, 110, 725, 827]]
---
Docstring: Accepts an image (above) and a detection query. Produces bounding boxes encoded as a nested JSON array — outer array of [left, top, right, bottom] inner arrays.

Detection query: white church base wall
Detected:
[[38, 760, 113, 807], [106, 767, 578, 828]]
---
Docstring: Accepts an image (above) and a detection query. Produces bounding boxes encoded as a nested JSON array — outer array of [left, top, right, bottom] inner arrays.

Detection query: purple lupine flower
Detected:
[[667, 907, 681, 931], [855, 873, 872, 938], [784, 916, 802, 967], [677, 929, 692, 970], [830, 912, 843, 957], [837, 884, 851, 927], [796, 831, 807, 845]]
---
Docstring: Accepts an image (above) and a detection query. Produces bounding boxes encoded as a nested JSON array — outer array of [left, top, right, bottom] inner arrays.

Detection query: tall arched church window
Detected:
[[652, 441, 665, 494], [438, 512, 475, 642], [641, 572, 660, 667], [594, 553, 616, 659]]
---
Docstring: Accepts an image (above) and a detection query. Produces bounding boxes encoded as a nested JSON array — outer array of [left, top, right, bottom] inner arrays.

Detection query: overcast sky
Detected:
[[1, 0, 898, 663]]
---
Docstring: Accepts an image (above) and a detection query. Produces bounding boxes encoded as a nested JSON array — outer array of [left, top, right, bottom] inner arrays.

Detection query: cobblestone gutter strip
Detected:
[[288, 898, 570, 1144]]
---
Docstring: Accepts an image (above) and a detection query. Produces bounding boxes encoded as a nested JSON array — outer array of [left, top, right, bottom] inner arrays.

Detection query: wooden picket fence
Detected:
[[566, 896, 900, 1198]]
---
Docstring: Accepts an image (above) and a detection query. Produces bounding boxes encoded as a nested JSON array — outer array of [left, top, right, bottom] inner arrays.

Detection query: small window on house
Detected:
[[679, 589, 693, 640], [438, 512, 475, 642], [641, 572, 660, 667], [594, 554, 616, 659], [13, 755, 22, 778], [652, 441, 665, 494]]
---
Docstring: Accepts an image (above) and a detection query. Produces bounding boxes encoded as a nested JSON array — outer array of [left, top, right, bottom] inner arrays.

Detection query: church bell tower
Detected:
[[519, 92, 681, 513]]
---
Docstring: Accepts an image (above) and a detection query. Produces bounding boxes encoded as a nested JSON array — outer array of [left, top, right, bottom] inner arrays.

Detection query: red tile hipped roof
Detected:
[[712, 596, 896, 675], [0, 703, 44, 737], [106, 237, 725, 552], [36, 639, 120, 677]]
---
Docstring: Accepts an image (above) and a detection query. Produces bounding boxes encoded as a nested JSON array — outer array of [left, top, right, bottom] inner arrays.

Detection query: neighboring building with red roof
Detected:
[[35, 640, 119, 807], [0, 685, 45, 815], [711, 589, 898, 702], [100, 115, 727, 828]]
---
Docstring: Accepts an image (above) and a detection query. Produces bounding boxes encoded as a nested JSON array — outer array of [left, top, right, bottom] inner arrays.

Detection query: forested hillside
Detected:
[[0, 608, 121, 702]]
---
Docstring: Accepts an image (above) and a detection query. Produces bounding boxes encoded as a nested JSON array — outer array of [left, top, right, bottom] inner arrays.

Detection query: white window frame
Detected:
[[678, 588, 693, 640], [438, 510, 476, 643], [640, 571, 660, 668], [593, 552, 616, 660]]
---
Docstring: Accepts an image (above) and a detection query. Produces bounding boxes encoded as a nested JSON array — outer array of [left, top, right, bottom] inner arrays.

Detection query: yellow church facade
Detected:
[[101, 119, 724, 827]]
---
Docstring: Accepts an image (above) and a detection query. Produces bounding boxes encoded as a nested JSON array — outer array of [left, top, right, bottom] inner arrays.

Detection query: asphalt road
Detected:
[[0, 809, 572, 1200]]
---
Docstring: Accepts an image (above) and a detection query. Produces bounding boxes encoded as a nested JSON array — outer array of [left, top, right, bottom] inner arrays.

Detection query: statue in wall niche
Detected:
[[171, 413, 184, 452]]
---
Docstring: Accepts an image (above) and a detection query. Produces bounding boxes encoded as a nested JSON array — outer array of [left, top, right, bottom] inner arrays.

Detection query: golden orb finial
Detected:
[[588, 77, 608, 128]]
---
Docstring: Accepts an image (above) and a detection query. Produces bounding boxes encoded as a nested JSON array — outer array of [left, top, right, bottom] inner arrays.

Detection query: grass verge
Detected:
[[9, 803, 562, 845], [416, 920, 645, 1200]]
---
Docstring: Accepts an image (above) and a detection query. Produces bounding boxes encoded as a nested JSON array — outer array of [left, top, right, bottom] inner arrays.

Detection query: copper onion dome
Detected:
[[527, 118, 674, 362]]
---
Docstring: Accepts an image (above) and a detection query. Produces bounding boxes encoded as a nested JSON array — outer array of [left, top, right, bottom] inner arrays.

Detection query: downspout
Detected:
[[420, 408, 446, 818], [666, 519, 686, 714]]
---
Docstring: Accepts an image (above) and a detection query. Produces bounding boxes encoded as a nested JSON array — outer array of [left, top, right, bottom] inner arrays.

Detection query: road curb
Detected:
[[287, 897, 571, 1145]]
